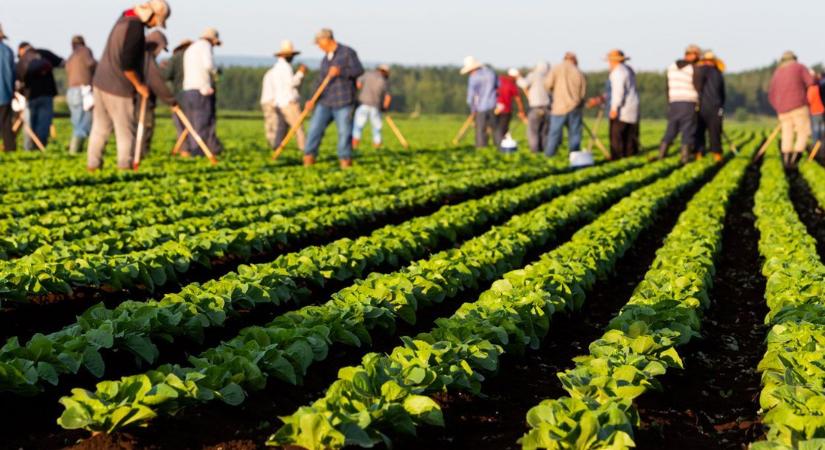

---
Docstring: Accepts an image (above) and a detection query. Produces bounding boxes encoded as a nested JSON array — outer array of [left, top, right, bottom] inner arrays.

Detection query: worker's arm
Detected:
[[467, 76, 479, 112], [383, 93, 392, 111], [292, 65, 306, 87], [146, 57, 176, 106], [337, 49, 364, 80], [121, 20, 148, 97], [124, 70, 149, 98], [515, 93, 526, 120]]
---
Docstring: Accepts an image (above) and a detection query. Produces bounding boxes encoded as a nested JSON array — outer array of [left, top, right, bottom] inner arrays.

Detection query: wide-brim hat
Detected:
[[275, 39, 301, 57], [460, 56, 482, 75], [201, 27, 222, 46], [605, 49, 629, 62]]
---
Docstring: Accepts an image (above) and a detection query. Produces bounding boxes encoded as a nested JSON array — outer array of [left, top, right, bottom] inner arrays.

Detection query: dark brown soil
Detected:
[[632, 162, 767, 449], [388, 162, 710, 450], [787, 168, 825, 262]]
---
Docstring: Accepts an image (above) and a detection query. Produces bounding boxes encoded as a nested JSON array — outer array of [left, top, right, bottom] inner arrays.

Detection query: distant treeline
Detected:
[[53, 61, 822, 119]]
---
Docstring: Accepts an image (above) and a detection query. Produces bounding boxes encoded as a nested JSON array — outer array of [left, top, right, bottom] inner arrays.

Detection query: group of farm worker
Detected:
[[258, 28, 390, 169], [461, 45, 825, 165], [0, 1, 225, 169]]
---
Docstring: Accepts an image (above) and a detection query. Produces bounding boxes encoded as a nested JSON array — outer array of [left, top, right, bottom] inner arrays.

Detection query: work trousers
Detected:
[[778, 106, 811, 154], [353, 104, 383, 145], [24, 96, 54, 150], [661, 101, 697, 149], [0, 104, 15, 151], [305, 103, 354, 160], [87, 89, 135, 169], [263, 102, 305, 150], [609, 119, 640, 159], [493, 112, 512, 149], [527, 106, 550, 153], [810, 113, 824, 144], [181, 90, 223, 157], [66, 87, 93, 138], [696, 107, 723, 155], [545, 106, 583, 156], [136, 103, 157, 157], [474, 109, 494, 148]]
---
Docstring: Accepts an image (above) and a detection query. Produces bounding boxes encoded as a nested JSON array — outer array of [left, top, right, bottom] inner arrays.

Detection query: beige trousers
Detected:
[[778, 106, 811, 153], [262, 102, 305, 150], [87, 89, 136, 169]]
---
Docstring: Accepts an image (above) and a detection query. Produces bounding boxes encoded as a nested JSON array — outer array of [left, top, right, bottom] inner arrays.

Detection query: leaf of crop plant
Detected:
[[402, 395, 444, 426]]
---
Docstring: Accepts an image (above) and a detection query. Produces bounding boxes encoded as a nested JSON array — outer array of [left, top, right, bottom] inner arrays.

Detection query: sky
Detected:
[[2, 0, 822, 72]]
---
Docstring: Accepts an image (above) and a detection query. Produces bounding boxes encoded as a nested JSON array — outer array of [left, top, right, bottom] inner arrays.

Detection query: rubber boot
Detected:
[[69, 136, 82, 155], [303, 155, 316, 167], [658, 142, 669, 160], [339, 158, 353, 169], [679, 145, 691, 164], [782, 152, 791, 169]]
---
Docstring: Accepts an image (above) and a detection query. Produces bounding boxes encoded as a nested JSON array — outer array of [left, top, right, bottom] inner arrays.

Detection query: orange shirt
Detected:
[[809, 84, 825, 115]]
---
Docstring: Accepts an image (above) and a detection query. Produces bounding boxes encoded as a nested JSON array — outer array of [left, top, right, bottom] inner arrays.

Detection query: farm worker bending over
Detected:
[[493, 68, 526, 150], [807, 71, 824, 153], [162, 39, 192, 148], [587, 49, 640, 159], [694, 50, 726, 162], [138, 31, 177, 157], [460, 56, 497, 149], [181, 27, 224, 157], [352, 64, 391, 149], [65, 35, 96, 154], [261, 40, 307, 151], [658, 44, 700, 163], [768, 51, 815, 169], [517, 61, 551, 153], [87, 0, 171, 170], [0, 23, 15, 152], [304, 28, 364, 168], [544, 52, 587, 157], [16, 42, 64, 151]]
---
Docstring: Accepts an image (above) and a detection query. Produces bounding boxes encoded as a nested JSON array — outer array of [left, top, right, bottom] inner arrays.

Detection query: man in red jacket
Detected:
[[493, 68, 526, 150], [768, 51, 814, 168]]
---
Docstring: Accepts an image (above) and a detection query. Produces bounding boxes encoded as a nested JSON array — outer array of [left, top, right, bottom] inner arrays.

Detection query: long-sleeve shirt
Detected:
[[544, 60, 586, 115], [66, 45, 96, 87], [496, 75, 519, 114], [17, 48, 63, 99], [94, 12, 145, 98], [768, 61, 814, 114], [693, 62, 725, 111], [517, 65, 550, 108], [608, 63, 640, 124], [666, 60, 698, 103], [261, 58, 304, 107], [161, 48, 186, 95], [0, 42, 13, 105], [466, 65, 497, 113], [183, 39, 216, 92], [144, 51, 175, 107], [317, 43, 364, 108]]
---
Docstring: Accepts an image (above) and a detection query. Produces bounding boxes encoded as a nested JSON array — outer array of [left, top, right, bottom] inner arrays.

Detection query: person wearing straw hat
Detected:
[[493, 68, 526, 150], [694, 50, 726, 162], [65, 35, 97, 154], [544, 52, 587, 157], [261, 40, 307, 151], [517, 61, 551, 153], [658, 44, 700, 163], [461, 56, 498, 149], [16, 42, 64, 151], [605, 49, 640, 158], [87, 0, 171, 170], [304, 28, 364, 168], [352, 64, 391, 149], [138, 30, 177, 157], [0, 23, 15, 151], [162, 38, 192, 144], [181, 27, 224, 157], [768, 50, 815, 168]]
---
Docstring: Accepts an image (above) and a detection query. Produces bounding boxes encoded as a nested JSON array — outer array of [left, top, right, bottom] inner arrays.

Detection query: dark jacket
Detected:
[[317, 43, 364, 108], [161, 48, 187, 96], [694, 62, 725, 110], [17, 48, 63, 99], [94, 13, 145, 97]]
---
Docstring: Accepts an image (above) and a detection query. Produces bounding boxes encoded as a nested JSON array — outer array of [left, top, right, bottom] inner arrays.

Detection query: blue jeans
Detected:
[[24, 96, 54, 150], [812, 114, 824, 144], [545, 106, 583, 156], [352, 104, 382, 144], [305, 104, 354, 160], [66, 87, 92, 138]]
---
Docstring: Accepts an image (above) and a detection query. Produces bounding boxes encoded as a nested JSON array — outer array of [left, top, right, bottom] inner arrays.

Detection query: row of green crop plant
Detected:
[[0, 155, 644, 395], [750, 155, 825, 449], [265, 144, 732, 449], [56, 155, 683, 433]]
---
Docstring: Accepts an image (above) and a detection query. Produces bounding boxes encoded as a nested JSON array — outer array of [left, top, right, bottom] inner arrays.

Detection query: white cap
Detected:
[[507, 68, 520, 78]]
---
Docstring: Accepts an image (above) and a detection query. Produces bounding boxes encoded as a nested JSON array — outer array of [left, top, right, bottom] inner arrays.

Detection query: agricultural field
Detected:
[[1, 116, 823, 450]]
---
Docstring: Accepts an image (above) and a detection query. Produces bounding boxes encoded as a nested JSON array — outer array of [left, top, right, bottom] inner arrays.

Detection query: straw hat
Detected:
[[378, 64, 391, 73], [605, 49, 629, 62], [460, 56, 483, 75], [135, 0, 171, 29], [275, 40, 300, 57], [201, 27, 222, 46], [685, 44, 701, 55], [702, 50, 716, 61]]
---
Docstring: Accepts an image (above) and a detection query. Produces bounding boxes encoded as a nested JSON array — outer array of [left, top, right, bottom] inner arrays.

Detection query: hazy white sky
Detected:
[[1, 0, 822, 72]]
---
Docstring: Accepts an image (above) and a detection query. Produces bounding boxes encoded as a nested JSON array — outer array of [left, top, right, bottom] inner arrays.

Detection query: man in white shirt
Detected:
[[181, 27, 223, 156], [261, 40, 307, 150]]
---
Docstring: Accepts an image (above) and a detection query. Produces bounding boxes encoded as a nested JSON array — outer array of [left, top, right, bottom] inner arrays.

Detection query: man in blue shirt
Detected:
[[304, 28, 364, 169], [0, 24, 15, 151], [461, 56, 497, 148]]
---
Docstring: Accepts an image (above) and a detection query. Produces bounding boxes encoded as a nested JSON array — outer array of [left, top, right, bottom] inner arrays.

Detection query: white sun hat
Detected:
[[460, 56, 483, 75]]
